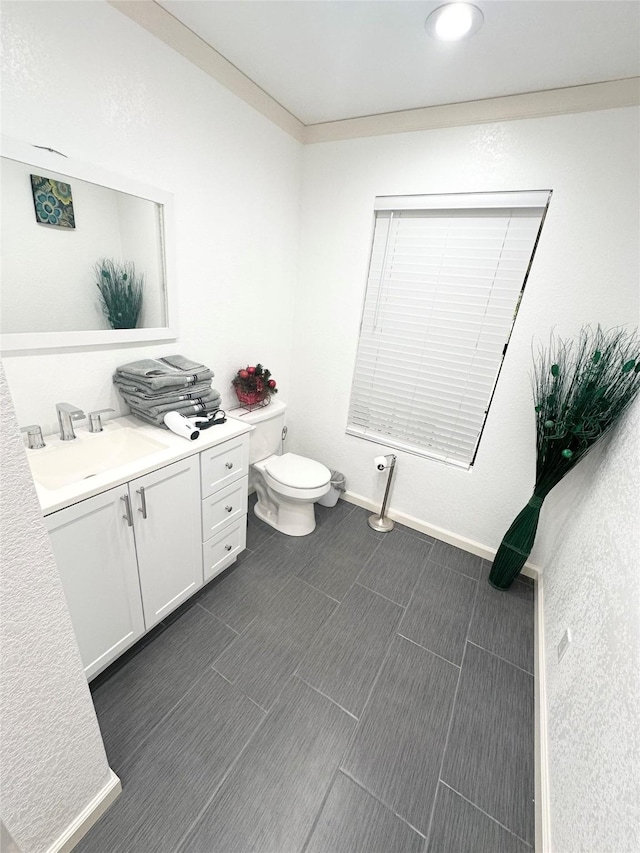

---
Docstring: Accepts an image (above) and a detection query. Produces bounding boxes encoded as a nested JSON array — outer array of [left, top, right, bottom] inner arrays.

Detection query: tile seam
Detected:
[[466, 640, 535, 677], [438, 780, 534, 848], [422, 577, 480, 847], [395, 633, 462, 669], [293, 675, 359, 720], [173, 697, 272, 853], [195, 601, 240, 634], [338, 769, 428, 840], [210, 666, 267, 712], [428, 556, 481, 581], [352, 580, 408, 609]]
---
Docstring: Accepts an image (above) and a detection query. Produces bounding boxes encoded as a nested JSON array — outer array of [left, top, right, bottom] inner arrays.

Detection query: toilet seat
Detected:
[[265, 453, 331, 490]]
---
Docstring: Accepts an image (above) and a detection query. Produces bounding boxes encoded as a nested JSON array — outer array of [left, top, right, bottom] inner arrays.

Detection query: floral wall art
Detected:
[[30, 174, 75, 229]]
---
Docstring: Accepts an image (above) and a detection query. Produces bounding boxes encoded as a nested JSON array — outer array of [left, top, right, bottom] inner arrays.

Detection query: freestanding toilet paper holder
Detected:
[[368, 454, 397, 533]]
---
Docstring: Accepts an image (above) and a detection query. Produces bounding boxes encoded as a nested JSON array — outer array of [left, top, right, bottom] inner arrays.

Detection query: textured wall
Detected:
[[291, 107, 639, 565], [0, 363, 112, 852], [543, 396, 640, 853], [0, 0, 302, 433], [0, 1, 301, 848]]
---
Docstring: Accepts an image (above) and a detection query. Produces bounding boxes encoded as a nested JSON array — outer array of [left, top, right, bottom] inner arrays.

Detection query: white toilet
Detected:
[[228, 399, 331, 536]]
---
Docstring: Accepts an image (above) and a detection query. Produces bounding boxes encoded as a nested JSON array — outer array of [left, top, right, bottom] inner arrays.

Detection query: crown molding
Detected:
[[109, 2, 639, 147], [108, 0, 305, 142], [303, 77, 640, 143]]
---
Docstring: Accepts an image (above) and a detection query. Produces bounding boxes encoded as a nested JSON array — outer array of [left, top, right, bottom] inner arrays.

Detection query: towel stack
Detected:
[[113, 355, 221, 427]]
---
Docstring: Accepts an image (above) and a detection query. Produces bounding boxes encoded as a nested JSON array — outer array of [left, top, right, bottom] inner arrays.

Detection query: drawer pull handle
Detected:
[[225, 461, 233, 469], [121, 494, 133, 527], [137, 486, 148, 519], [225, 544, 233, 552], [225, 505, 233, 513]]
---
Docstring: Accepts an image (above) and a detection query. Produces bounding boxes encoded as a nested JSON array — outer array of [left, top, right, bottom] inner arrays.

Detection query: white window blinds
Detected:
[[347, 191, 550, 468]]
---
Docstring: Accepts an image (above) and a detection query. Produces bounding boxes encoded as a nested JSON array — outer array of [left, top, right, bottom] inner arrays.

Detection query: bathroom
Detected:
[[1, 2, 639, 852]]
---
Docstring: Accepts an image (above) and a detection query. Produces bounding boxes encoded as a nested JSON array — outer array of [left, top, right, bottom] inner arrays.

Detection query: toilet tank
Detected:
[[231, 399, 286, 464]]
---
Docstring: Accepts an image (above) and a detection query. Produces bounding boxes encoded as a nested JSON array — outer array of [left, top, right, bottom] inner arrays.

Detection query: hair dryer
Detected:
[[163, 411, 201, 440]]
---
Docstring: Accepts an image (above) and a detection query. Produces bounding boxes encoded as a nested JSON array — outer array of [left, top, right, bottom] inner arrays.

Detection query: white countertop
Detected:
[[27, 414, 252, 516]]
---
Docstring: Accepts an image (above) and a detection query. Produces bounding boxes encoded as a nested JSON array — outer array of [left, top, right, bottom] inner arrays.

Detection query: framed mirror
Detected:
[[0, 137, 178, 352]]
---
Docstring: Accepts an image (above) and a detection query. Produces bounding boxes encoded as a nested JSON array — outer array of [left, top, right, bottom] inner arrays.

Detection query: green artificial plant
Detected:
[[95, 258, 144, 330], [489, 325, 640, 590]]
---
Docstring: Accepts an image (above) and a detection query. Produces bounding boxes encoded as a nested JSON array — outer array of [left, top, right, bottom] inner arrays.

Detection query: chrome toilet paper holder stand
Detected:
[[368, 454, 397, 533]]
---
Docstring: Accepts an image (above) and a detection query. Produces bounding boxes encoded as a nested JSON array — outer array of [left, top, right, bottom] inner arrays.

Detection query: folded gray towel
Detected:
[[115, 356, 214, 390], [122, 391, 221, 419], [128, 399, 222, 427], [114, 377, 213, 400], [158, 355, 208, 373]]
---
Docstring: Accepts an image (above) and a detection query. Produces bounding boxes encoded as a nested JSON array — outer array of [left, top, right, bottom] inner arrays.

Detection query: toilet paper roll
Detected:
[[374, 455, 388, 471]]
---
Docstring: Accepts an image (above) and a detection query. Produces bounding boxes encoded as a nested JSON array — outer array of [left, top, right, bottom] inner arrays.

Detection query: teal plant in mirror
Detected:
[[95, 258, 144, 330], [489, 325, 640, 590], [30, 173, 75, 228]]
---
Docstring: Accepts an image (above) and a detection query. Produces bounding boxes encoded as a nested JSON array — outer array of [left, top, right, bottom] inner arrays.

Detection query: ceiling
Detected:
[[157, 1, 640, 126]]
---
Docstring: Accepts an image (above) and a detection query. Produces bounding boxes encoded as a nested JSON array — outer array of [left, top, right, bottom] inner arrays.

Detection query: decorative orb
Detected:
[[551, 364, 560, 377], [544, 419, 555, 429], [561, 449, 573, 459]]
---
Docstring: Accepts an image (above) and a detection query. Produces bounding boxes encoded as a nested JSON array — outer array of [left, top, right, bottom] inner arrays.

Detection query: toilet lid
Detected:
[[265, 453, 331, 489]]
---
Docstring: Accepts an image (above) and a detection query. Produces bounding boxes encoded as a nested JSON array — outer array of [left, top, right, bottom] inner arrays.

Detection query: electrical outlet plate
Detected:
[[557, 627, 572, 662]]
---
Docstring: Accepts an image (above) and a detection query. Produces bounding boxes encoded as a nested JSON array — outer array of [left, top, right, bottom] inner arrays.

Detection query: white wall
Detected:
[[0, 1, 301, 849], [543, 396, 640, 853], [0, 0, 302, 435], [0, 362, 113, 852], [291, 108, 640, 565]]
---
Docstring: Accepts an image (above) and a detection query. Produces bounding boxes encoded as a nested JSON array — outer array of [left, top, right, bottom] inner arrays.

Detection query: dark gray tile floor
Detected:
[[79, 497, 535, 853]]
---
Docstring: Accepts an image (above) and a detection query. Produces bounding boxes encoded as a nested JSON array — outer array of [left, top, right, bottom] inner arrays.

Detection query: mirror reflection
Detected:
[[1, 157, 167, 335]]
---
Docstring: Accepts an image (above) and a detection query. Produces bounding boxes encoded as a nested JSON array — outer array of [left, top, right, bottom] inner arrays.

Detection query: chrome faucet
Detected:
[[56, 402, 86, 441], [21, 424, 46, 449]]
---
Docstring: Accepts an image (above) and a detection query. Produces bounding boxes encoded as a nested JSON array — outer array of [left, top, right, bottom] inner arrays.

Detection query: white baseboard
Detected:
[[534, 575, 552, 852], [342, 490, 540, 579], [46, 770, 121, 853]]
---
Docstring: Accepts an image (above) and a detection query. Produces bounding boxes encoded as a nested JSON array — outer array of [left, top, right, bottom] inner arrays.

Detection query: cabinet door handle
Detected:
[[225, 461, 233, 469], [225, 544, 233, 552], [225, 505, 233, 513], [121, 493, 133, 527], [137, 486, 147, 519]]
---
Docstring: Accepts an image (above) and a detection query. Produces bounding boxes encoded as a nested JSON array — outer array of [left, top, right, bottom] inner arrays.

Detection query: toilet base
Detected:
[[254, 495, 317, 537]]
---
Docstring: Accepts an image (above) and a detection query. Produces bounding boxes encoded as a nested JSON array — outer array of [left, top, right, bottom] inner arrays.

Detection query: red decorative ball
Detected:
[[238, 369, 249, 379], [247, 366, 256, 375], [268, 379, 276, 389]]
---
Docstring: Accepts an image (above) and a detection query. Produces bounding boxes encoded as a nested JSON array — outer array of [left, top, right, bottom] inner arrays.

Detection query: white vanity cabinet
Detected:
[[200, 433, 249, 582], [47, 455, 202, 678], [46, 485, 146, 679], [44, 433, 249, 681], [130, 455, 201, 630]]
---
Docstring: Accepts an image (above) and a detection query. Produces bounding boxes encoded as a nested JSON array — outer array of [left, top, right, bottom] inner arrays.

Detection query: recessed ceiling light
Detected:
[[425, 3, 484, 42]]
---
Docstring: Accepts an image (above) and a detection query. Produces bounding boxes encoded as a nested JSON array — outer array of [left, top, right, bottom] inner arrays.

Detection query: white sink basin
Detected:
[[28, 428, 168, 491]]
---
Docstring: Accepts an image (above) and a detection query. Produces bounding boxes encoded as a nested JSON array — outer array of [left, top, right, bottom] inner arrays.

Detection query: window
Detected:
[[347, 190, 551, 468]]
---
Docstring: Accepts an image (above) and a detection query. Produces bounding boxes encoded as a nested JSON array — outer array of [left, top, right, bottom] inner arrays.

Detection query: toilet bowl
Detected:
[[226, 399, 331, 537], [252, 452, 331, 536]]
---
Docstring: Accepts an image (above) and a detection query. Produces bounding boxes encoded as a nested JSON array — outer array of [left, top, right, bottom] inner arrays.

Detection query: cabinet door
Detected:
[[131, 456, 202, 629], [46, 486, 145, 680]]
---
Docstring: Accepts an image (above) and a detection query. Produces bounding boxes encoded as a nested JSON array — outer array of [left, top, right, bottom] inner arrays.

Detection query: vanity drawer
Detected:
[[200, 434, 249, 498], [202, 476, 248, 541], [202, 516, 246, 582]]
